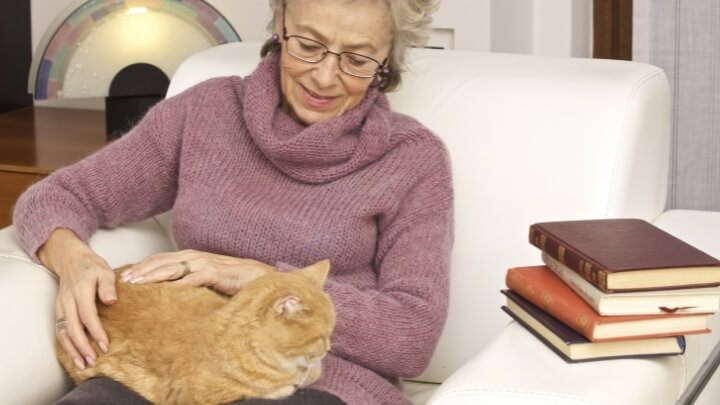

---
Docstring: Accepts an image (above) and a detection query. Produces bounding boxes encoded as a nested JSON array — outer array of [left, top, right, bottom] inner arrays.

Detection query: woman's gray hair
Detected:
[[260, 0, 440, 92]]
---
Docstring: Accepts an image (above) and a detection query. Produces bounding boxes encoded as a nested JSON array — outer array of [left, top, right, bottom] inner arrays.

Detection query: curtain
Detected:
[[634, 0, 720, 211]]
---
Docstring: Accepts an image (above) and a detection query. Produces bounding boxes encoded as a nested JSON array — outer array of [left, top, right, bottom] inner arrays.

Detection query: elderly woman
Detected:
[[13, 0, 452, 404]]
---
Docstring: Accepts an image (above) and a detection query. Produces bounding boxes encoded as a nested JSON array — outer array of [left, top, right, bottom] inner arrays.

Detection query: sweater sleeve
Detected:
[[12, 88, 195, 263], [323, 141, 454, 379]]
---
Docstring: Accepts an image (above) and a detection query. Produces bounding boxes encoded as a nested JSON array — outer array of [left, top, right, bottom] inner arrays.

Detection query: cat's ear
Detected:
[[296, 259, 330, 286], [274, 296, 306, 318]]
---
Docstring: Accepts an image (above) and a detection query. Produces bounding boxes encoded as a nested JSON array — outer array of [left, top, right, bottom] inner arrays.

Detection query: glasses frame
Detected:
[[281, 6, 389, 79]]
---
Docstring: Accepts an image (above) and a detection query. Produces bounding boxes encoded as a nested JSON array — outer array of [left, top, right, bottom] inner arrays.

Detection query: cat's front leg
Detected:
[[299, 362, 322, 387]]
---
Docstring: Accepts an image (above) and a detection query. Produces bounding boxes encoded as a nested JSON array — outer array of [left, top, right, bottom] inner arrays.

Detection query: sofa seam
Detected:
[[0, 253, 59, 280], [605, 68, 668, 217]]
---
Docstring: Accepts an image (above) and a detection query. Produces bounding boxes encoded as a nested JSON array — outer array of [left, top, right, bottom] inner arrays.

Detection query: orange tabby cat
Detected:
[[56, 259, 335, 405]]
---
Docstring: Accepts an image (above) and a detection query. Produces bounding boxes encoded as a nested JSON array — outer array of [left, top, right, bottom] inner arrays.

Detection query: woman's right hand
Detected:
[[38, 228, 117, 370]]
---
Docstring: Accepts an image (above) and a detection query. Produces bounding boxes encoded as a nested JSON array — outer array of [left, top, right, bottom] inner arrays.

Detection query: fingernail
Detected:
[[130, 276, 144, 284], [120, 270, 132, 282], [85, 356, 95, 367], [99, 341, 108, 353], [105, 293, 117, 304], [73, 358, 86, 370]]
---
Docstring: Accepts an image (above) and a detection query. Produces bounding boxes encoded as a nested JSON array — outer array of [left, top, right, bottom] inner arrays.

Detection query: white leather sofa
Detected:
[[1, 42, 719, 405]]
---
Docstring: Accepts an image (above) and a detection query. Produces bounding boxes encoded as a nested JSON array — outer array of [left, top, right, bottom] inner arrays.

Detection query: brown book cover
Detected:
[[529, 218, 720, 292], [505, 265, 711, 342]]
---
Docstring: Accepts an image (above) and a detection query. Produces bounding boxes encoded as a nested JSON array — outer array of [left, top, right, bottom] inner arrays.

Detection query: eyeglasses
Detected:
[[282, 7, 388, 78]]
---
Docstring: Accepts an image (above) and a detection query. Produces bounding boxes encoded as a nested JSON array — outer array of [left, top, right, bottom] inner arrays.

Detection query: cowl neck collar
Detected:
[[242, 51, 393, 184]]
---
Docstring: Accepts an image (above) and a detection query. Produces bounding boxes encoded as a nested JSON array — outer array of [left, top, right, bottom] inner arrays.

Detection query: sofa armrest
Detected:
[[0, 214, 176, 404], [427, 321, 684, 405], [653, 209, 720, 404], [0, 235, 70, 404], [428, 209, 720, 405]]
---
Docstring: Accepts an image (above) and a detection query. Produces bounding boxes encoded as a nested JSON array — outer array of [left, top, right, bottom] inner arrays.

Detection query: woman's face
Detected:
[[275, 0, 392, 125]]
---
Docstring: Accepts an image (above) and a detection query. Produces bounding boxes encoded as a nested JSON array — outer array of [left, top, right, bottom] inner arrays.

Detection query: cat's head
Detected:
[[240, 259, 336, 369]]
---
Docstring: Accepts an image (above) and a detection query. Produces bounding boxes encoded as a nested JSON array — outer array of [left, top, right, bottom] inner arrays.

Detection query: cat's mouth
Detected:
[[295, 355, 324, 386]]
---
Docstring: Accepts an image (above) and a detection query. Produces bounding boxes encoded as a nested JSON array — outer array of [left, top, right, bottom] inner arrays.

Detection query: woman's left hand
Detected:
[[121, 250, 275, 295]]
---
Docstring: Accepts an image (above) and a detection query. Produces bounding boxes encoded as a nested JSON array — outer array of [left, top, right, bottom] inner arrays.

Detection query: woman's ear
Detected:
[[272, 3, 284, 37]]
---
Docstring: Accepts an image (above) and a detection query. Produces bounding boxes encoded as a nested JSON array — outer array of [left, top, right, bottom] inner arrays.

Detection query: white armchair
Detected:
[[2, 43, 718, 405]]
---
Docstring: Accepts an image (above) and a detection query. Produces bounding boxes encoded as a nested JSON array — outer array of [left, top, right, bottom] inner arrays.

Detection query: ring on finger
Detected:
[[56, 316, 67, 331], [180, 261, 191, 277]]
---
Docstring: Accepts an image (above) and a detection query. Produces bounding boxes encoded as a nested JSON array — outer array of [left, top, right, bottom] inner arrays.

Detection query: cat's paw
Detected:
[[262, 385, 296, 399]]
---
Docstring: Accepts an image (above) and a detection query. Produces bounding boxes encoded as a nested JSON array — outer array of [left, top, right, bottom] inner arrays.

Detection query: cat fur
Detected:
[[55, 259, 335, 405]]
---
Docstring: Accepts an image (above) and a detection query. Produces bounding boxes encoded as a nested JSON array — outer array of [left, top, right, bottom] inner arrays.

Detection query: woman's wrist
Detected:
[[38, 228, 85, 277]]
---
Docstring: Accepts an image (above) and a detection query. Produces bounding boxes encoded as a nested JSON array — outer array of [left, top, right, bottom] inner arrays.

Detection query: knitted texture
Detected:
[[13, 51, 454, 405]]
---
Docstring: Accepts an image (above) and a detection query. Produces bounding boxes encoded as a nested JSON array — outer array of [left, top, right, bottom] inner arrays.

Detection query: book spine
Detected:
[[506, 267, 599, 341], [529, 224, 611, 293], [542, 252, 603, 313]]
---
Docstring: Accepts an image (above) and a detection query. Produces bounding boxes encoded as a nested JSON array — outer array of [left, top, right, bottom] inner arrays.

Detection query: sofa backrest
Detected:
[[168, 42, 672, 383]]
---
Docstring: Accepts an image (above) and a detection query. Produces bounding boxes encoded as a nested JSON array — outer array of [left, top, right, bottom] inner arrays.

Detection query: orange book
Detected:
[[506, 265, 711, 342]]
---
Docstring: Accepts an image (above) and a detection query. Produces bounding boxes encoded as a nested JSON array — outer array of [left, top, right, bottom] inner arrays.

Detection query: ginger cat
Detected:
[[56, 259, 335, 405]]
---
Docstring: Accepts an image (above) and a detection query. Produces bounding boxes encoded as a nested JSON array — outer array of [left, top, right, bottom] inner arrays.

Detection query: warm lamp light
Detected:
[[27, 0, 240, 136], [126, 7, 149, 15]]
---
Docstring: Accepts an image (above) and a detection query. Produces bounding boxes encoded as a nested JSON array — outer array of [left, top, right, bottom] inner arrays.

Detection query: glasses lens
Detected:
[[285, 35, 380, 78], [339, 53, 380, 78], [287, 36, 325, 62]]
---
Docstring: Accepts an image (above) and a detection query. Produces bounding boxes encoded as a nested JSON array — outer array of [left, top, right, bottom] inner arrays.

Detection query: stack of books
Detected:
[[502, 218, 720, 362]]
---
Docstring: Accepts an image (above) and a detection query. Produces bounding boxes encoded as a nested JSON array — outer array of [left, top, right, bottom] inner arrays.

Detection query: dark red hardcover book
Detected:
[[528, 218, 720, 293]]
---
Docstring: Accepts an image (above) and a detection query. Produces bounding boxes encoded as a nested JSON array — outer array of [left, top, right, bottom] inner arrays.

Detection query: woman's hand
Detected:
[[38, 229, 117, 370], [121, 250, 276, 296]]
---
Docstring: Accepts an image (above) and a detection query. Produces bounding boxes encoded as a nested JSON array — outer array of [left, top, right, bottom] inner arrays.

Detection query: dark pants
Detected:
[[53, 377, 346, 405]]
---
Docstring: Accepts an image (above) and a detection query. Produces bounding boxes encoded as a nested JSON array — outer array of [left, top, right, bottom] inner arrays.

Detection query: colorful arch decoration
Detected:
[[29, 0, 240, 100]]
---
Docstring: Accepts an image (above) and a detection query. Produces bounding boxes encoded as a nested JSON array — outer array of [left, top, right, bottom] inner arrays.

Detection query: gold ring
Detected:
[[180, 261, 191, 277], [56, 317, 67, 331]]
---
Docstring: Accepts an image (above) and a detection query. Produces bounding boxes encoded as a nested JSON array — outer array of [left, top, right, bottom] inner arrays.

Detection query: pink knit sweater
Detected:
[[14, 51, 454, 405]]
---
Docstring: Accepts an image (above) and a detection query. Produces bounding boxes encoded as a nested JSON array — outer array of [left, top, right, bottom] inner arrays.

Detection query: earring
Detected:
[[271, 33, 280, 42]]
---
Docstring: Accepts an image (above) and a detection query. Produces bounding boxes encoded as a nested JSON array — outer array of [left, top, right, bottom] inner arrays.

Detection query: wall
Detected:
[[436, 0, 592, 56], [29, 0, 592, 108], [489, 0, 591, 57], [1, 0, 33, 113]]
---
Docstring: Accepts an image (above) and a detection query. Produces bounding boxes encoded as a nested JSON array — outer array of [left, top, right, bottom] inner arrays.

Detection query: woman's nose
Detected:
[[312, 53, 341, 87]]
